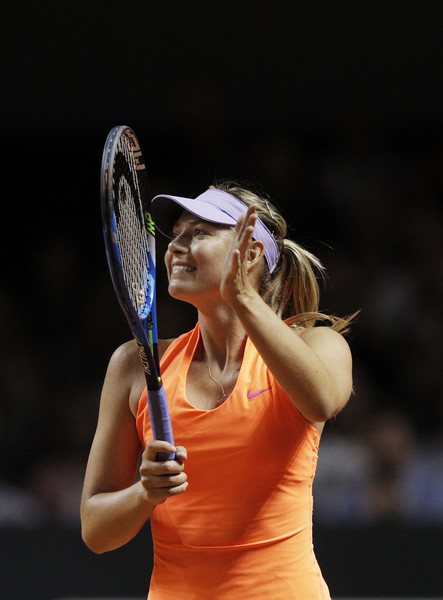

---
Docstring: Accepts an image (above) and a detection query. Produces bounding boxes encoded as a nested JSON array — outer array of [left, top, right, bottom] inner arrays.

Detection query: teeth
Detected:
[[172, 265, 194, 272]]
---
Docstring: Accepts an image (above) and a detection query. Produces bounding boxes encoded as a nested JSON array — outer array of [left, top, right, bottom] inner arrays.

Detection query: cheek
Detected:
[[164, 250, 173, 278], [164, 249, 172, 267]]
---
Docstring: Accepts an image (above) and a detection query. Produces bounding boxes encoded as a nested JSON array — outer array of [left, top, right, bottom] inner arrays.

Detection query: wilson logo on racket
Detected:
[[144, 211, 156, 236], [135, 340, 152, 376]]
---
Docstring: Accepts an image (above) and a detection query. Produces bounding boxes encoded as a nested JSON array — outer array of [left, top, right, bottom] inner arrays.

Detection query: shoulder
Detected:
[[297, 324, 350, 346], [108, 339, 142, 375], [105, 341, 144, 409], [109, 338, 177, 370], [107, 339, 179, 416], [297, 326, 352, 368]]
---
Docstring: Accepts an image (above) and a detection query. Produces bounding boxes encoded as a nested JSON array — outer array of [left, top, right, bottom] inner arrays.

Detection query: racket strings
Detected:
[[113, 138, 152, 317]]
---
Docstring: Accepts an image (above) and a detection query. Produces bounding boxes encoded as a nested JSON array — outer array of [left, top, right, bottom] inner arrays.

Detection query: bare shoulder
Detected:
[[111, 337, 176, 366], [107, 338, 176, 416], [297, 325, 349, 345], [108, 339, 143, 377], [101, 341, 142, 416], [297, 326, 352, 366], [108, 337, 177, 380], [298, 326, 353, 420]]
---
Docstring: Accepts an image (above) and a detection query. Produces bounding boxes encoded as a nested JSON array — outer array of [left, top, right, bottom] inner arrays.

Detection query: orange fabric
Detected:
[[136, 324, 330, 600]]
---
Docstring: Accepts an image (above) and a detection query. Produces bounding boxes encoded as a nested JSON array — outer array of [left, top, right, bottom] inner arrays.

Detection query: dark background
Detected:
[[1, 1, 443, 598]]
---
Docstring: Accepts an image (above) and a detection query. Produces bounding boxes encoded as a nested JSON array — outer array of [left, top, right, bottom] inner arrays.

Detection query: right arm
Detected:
[[81, 341, 187, 554]]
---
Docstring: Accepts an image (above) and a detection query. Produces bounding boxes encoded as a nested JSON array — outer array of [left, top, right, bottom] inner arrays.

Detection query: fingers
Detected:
[[175, 445, 187, 464], [221, 205, 258, 302], [140, 441, 188, 505], [145, 440, 177, 462], [142, 476, 188, 504], [236, 205, 257, 239], [235, 206, 257, 257]]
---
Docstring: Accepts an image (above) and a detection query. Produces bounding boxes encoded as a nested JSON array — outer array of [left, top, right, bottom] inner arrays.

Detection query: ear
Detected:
[[247, 240, 265, 271]]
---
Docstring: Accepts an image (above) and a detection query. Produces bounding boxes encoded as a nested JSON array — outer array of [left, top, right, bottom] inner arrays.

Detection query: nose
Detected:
[[167, 233, 188, 254]]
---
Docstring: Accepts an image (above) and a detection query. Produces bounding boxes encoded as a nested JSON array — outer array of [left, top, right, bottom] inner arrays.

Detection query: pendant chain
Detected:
[[206, 362, 241, 405]]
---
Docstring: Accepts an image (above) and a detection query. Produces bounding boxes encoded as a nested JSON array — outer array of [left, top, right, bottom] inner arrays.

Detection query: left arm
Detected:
[[221, 207, 353, 423]]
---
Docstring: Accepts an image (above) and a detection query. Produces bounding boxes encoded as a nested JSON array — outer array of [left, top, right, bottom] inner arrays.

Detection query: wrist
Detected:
[[136, 480, 158, 513], [228, 286, 260, 313]]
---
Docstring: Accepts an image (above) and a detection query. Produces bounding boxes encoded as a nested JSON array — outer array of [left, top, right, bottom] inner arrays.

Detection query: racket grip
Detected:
[[147, 386, 176, 461]]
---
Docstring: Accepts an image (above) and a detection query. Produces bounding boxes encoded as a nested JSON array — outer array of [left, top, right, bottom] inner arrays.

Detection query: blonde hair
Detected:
[[211, 180, 356, 334]]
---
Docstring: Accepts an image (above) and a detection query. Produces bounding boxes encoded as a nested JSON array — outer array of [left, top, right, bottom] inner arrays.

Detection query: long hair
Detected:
[[211, 180, 356, 334]]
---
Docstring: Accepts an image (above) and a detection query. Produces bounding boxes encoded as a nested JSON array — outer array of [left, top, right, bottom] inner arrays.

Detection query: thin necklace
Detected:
[[206, 362, 241, 405]]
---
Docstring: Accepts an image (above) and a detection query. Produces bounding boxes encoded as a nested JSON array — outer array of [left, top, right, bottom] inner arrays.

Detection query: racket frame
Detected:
[[101, 125, 175, 460]]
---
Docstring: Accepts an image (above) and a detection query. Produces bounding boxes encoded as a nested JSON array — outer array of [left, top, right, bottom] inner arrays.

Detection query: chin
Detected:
[[168, 282, 192, 302]]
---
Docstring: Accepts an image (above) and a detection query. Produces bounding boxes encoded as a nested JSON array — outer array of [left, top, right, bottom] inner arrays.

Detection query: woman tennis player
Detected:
[[81, 181, 354, 599]]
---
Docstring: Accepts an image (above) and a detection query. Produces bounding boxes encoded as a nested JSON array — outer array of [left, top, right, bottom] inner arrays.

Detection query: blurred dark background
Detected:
[[1, 1, 443, 598]]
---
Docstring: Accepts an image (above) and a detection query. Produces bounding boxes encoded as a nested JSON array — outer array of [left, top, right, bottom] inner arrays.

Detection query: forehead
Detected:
[[173, 209, 203, 226], [172, 210, 233, 231]]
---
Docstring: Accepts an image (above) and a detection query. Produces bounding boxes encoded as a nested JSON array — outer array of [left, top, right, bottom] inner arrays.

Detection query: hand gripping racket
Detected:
[[101, 125, 175, 461]]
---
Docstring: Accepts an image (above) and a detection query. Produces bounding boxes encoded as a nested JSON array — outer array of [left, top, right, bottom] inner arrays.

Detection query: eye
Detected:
[[169, 223, 210, 239], [192, 226, 211, 238]]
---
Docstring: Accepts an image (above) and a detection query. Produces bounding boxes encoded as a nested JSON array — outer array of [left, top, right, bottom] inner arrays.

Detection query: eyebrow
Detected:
[[172, 217, 215, 230]]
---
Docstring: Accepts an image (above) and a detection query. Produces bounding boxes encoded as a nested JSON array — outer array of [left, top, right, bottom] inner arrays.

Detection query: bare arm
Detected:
[[81, 341, 187, 554], [221, 207, 353, 423], [230, 297, 351, 422]]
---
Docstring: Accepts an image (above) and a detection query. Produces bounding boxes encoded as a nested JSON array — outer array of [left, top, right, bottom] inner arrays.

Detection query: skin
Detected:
[[81, 205, 353, 554]]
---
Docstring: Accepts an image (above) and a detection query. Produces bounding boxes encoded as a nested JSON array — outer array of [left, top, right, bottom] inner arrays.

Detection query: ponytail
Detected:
[[262, 239, 322, 318], [212, 180, 357, 334], [262, 239, 355, 334]]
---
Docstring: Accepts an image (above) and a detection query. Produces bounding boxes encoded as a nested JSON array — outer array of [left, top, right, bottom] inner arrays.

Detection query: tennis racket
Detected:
[[101, 125, 175, 461]]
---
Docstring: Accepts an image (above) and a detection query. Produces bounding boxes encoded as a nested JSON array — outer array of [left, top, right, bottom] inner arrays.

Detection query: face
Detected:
[[164, 210, 234, 306]]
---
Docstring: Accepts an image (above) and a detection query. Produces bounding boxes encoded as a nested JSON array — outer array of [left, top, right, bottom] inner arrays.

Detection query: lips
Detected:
[[171, 263, 196, 274]]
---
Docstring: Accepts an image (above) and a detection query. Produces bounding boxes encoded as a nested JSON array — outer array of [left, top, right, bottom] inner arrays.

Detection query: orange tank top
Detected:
[[136, 324, 330, 600]]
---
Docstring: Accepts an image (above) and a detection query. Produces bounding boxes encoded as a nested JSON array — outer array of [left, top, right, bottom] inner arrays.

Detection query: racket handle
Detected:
[[147, 386, 176, 461]]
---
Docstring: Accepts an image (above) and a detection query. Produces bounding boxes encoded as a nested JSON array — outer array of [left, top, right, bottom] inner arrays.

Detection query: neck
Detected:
[[196, 307, 246, 370]]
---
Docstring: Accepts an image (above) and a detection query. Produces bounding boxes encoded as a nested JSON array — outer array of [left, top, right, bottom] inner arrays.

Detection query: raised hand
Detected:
[[220, 204, 260, 305]]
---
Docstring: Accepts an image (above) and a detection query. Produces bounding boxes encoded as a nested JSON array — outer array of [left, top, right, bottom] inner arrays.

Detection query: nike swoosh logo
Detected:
[[247, 386, 272, 399]]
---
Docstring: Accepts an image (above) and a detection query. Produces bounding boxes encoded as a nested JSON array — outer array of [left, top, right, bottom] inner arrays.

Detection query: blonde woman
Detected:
[[81, 181, 354, 599]]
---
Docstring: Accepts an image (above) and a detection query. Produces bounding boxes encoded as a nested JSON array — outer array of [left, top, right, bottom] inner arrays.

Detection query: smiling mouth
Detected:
[[171, 265, 196, 273]]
